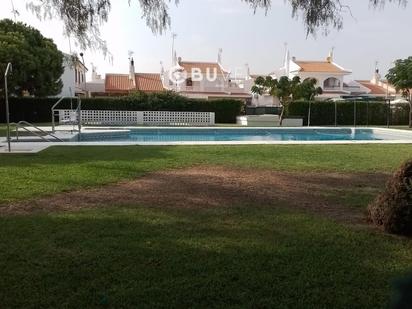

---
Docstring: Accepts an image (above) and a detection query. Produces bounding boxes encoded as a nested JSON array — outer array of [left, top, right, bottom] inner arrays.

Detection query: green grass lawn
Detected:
[[1, 144, 412, 203], [1, 145, 412, 308]]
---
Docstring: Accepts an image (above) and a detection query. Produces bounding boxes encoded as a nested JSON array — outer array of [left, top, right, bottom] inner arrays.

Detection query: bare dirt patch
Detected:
[[1, 166, 387, 223]]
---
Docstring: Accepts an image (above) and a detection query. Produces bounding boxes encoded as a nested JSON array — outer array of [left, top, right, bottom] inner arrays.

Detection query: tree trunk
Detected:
[[279, 105, 285, 126]]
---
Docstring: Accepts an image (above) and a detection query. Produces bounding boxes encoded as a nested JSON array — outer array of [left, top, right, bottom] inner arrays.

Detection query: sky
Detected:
[[1, 0, 411, 81]]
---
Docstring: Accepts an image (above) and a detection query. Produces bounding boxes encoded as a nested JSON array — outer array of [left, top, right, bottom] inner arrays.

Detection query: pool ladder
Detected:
[[11, 121, 64, 142]]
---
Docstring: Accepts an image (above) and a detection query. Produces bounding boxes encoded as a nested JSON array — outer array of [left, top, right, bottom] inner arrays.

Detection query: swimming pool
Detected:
[[78, 127, 412, 143]]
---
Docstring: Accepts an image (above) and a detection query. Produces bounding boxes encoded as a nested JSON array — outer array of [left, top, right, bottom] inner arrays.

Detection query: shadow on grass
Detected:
[[0, 205, 411, 308], [0, 146, 179, 167], [0, 146, 190, 203]]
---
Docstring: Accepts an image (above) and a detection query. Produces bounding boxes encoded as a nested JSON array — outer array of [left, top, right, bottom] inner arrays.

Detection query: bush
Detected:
[[286, 101, 409, 126], [368, 160, 412, 235], [0, 92, 245, 124]]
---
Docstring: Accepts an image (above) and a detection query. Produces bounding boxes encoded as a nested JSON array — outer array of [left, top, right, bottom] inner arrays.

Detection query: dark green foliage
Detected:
[[386, 56, 412, 127], [0, 19, 64, 97], [0, 92, 244, 124], [252, 75, 320, 124], [368, 160, 412, 236], [386, 57, 412, 98], [287, 101, 409, 126], [295, 78, 323, 100], [390, 273, 412, 308], [246, 106, 282, 115]]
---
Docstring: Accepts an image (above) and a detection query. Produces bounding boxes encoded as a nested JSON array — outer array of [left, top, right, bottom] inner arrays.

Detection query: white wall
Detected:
[[290, 71, 346, 91], [59, 64, 75, 97], [251, 94, 280, 106], [59, 54, 87, 97]]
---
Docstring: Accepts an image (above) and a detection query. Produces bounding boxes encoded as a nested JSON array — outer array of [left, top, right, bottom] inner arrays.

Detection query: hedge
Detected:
[[246, 106, 282, 115], [0, 92, 245, 124], [286, 101, 410, 126]]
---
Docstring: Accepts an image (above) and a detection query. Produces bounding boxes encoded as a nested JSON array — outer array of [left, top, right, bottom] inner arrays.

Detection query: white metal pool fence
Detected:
[[57, 110, 215, 126]]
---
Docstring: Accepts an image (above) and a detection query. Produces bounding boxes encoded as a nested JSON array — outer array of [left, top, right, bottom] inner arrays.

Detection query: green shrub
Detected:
[[368, 160, 412, 235], [0, 92, 244, 124], [286, 101, 409, 126]]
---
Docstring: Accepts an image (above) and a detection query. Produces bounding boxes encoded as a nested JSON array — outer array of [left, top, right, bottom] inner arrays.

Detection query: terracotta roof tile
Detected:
[[135, 73, 164, 92], [179, 61, 228, 74], [294, 61, 349, 73], [105, 74, 133, 92], [105, 73, 164, 93], [356, 80, 388, 95]]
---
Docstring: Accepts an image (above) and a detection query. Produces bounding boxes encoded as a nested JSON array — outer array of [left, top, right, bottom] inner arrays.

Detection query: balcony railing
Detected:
[[179, 84, 245, 93], [323, 86, 342, 91]]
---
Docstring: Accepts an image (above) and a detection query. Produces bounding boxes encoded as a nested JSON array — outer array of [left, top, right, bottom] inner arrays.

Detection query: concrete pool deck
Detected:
[[1, 126, 412, 154]]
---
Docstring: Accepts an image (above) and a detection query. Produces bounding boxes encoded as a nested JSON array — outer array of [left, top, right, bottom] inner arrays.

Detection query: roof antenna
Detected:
[[171, 33, 177, 66], [327, 47, 335, 62], [218, 48, 223, 64], [10, 0, 19, 22]]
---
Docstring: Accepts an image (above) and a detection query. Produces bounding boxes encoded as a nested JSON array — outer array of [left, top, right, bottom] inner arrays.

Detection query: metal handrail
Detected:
[[77, 97, 82, 141], [4, 63, 12, 152], [51, 96, 82, 133], [51, 97, 68, 133], [12, 121, 64, 142]]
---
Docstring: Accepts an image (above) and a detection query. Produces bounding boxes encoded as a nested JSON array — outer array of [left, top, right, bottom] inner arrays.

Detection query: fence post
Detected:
[[353, 100, 357, 127], [307, 101, 311, 127], [366, 101, 369, 127], [387, 99, 391, 128]]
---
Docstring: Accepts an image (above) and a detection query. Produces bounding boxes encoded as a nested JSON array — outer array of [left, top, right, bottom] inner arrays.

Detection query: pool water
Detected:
[[79, 128, 412, 143]]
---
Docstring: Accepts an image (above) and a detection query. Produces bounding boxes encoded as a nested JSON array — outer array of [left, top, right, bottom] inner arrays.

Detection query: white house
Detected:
[[246, 49, 352, 106], [85, 64, 105, 96], [351, 67, 399, 99], [275, 49, 352, 99], [59, 53, 88, 97], [162, 50, 252, 102]]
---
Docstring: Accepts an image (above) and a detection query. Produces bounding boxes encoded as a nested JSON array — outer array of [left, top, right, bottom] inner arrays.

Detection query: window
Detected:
[[323, 77, 341, 89], [186, 78, 193, 87], [75, 69, 78, 83]]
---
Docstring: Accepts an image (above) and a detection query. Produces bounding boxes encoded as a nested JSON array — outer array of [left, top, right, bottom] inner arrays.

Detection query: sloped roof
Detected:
[[105, 74, 134, 92], [105, 73, 164, 93], [356, 80, 388, 95], [135, 73, 164, 92], [294, 61, 349, 73], [180, 90, 251, 98], [179, 61, 229, 74]]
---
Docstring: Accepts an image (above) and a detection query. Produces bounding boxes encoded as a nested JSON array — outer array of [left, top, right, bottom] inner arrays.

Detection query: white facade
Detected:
[[59, 53, 88, 97], [86, 64, 105, 95], [274, 49, 352, 99], [162, 52, 252, 101]]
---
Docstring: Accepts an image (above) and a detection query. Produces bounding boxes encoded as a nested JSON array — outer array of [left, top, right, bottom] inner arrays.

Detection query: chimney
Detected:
[[218, 48, 223, 64], [284, 43, 291, 77], [327, 48, 334, 63], [245, 63, 251, 79], [129, 57, 136, 87], [371, 61, 381, 85], [91, 63, 101, 81]]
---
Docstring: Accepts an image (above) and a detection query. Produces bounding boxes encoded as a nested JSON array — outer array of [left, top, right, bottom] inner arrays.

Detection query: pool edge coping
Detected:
[[2, 127, 412, 154]]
